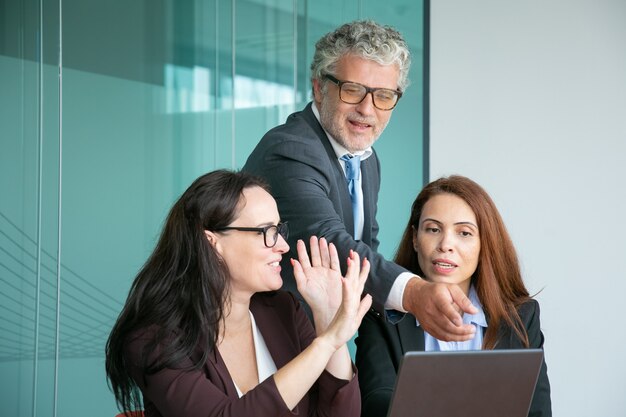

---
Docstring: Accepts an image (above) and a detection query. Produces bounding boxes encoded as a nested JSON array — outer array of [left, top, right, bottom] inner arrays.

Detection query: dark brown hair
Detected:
[[395, 175, 531, 348], [105, 170, 269, 415]]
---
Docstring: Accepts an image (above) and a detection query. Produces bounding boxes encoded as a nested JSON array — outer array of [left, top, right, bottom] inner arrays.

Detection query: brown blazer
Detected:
[[125, 291, 360, 417]]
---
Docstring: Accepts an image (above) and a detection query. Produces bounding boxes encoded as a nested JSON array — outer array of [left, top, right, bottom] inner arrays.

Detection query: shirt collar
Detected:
[[465, 285, 488, 328], [311, 101, 373, 161]]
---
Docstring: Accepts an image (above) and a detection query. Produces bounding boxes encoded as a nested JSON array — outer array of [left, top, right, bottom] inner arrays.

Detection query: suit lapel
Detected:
[[360, 156, 374, 244], [397, 314, 425, 352], [249, 295, 295, 370], [208, 339, 246, 398]]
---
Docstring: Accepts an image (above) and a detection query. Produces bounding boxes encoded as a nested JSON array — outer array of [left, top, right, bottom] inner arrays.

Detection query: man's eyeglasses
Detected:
[[324, 74, 402, 111], [214, 222, 289, 248]]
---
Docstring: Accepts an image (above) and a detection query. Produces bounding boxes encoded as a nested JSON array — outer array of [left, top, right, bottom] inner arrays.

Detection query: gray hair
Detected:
[[310, 20, 412, 92]]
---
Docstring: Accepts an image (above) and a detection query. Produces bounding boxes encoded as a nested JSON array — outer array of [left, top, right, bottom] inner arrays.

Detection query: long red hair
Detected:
[[395, 175, 531, 348]]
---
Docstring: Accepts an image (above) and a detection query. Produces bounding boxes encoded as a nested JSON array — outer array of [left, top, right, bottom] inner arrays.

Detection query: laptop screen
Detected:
[[385, 349, 543, 417]]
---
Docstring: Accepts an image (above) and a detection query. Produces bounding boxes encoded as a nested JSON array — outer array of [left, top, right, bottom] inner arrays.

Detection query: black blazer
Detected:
[[355, 299, 552, 417], [243, 103, 406, 313]]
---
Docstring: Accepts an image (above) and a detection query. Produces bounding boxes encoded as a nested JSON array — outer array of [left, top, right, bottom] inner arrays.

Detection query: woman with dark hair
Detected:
[[105, 169, 372, 417], [355, 175, 551, 417]]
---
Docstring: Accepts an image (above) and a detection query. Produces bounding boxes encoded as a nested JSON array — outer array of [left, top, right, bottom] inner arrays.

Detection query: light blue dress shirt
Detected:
[[416, 285, 488, 351]]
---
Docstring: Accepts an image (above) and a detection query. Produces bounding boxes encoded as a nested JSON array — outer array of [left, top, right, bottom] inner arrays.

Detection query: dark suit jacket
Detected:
[[243, 103, 406, 312], [125, 291, 360, 417], [355, 299, 552, 417]]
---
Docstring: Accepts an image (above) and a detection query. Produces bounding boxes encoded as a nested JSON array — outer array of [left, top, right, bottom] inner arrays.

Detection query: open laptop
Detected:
[[386, 349, 543, 417]]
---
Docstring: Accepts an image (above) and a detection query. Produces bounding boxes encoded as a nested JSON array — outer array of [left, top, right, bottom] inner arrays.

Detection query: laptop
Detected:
[[386, 349, 543, 417]]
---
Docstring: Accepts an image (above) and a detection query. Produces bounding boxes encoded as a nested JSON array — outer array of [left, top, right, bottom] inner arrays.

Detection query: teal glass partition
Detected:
[[0, 1, 424, 416]]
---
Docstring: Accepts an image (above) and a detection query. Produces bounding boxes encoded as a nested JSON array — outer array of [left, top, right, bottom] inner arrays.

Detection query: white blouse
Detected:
[[233, 311, 278, 397]]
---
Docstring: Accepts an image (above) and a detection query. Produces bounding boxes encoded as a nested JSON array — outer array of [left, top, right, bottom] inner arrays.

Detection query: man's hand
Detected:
[[403, 277, 478, 342]]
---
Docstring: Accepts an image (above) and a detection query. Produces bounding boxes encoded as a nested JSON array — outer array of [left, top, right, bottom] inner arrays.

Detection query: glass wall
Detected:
[[0, 1, 425, 416]]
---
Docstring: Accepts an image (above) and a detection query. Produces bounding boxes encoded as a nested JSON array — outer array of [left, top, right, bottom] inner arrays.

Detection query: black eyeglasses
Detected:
[[324, 74, 402, 111], [214, 222, 289, 248]]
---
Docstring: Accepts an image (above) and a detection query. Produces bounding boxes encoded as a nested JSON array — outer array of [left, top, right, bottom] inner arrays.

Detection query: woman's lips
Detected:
[[432, 259, 457, 274]]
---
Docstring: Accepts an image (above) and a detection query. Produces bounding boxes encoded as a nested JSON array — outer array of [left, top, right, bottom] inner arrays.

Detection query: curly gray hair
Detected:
[[310, 20, 412, 92]]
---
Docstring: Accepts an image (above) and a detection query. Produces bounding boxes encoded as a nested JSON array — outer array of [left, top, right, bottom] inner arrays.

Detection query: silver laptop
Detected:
[[386, 349, 543, 417]]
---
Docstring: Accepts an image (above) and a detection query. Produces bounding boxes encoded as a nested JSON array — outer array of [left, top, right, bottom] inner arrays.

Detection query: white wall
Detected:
[[430, 1, 626, 416]]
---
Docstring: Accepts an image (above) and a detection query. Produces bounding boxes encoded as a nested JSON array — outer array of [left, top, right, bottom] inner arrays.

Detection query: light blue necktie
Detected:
[[340, 154, 362, 238]]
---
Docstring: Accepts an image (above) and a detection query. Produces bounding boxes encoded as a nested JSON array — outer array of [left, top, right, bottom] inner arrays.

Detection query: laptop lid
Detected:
[[386, 349, 543, 417]]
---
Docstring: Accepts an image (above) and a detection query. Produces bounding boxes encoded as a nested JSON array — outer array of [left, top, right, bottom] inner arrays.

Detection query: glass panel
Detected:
[[0, 0, 425, 415], [0, 41, 39, 414], [234, 0, 297, 167], [213, 0, 235, 168], [58, 1, 213, 414], [0, 0, 61, 416]]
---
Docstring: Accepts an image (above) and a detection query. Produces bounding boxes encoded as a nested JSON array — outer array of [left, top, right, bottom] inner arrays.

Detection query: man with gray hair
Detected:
[[244, 20, 476, 341]]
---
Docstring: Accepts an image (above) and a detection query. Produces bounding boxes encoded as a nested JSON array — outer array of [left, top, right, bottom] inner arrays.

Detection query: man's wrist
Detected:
[[402, 276, 425, 312], [385, 272, 415, 312]]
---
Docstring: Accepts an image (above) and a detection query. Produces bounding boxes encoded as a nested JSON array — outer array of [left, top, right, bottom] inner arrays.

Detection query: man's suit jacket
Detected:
[[125, 291, 360, 417], [243, 103, 406, 312], [355, 299, 552, 417]]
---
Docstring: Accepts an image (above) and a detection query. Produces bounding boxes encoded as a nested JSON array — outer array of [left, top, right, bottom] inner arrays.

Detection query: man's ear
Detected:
[[312, 78, 323, 104]]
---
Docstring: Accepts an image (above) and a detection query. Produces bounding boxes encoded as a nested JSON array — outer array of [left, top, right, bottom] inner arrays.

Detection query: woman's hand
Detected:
[[274, 241, 372, 403], [293, 237, 371, 345], [319, 249, 372, 350], [292, 236, 342, 328]]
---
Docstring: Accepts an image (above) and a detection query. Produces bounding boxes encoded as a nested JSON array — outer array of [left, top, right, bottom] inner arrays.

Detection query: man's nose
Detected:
[[354, 92, 376, 115]]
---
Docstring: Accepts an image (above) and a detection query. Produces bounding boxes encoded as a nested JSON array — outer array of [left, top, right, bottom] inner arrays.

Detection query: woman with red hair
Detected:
[[356, 175, 551, 417]]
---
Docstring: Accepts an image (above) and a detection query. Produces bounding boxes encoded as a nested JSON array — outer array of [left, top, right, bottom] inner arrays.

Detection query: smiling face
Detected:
[[209, 186, 289, 300], [313, 55, 400, 153], [413, 193, 481, 295]]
